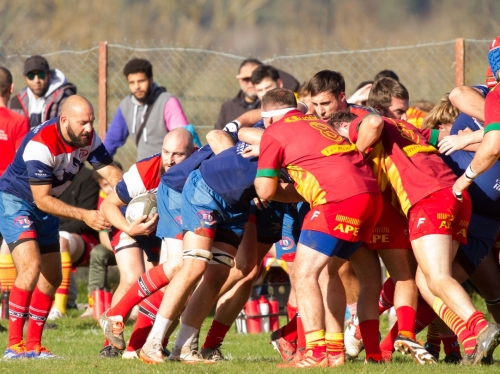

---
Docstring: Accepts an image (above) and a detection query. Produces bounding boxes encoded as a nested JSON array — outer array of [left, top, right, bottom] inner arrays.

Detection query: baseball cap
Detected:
[[24, 55, 50, 75], [488, 36, 500, 79]]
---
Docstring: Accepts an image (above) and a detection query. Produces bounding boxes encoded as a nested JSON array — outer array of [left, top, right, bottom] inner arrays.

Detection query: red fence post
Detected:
[[455, 38, 465, 87], [98, 41, 108, 141]]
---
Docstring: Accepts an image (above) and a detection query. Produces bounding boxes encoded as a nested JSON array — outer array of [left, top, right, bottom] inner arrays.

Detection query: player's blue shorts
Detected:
[[299, 229, 361, 259], [156, 182, 183, 240], [0, 191, 60, 254], [456, 212, 500, 275], [181, 169, 249, 248], [249, 200, 285, 244], [275, 202, 310, 262]]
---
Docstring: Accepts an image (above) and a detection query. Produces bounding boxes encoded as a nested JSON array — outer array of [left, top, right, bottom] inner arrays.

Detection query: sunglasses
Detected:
[[239, 77, 252, 83], [26, 71, 47, 80]]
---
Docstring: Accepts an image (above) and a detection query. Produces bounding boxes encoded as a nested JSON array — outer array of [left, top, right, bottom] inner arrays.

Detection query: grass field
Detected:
[[0, 293, 498, 374]]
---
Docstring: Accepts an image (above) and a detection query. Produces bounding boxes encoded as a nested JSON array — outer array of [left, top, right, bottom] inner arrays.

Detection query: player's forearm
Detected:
[[100, 200, 130, 233], [34, 195, 87, 221], [236, 109, 262, 128], [449, 86, 485, 122], [238, 127, 264, 145], [356, 115, 384, 153], [470, 131, 500, 175], [206, 130, 235, 154]]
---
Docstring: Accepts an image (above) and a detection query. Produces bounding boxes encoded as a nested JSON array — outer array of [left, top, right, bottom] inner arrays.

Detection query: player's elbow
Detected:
[[366, 115, 384, 136], [254, 180, 275, 201]]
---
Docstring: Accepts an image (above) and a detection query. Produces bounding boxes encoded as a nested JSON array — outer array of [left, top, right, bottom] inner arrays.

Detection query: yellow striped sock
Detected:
[[53, 252, 72, 314], [325, 332, 344, 355], [0, 254, 17, 291]]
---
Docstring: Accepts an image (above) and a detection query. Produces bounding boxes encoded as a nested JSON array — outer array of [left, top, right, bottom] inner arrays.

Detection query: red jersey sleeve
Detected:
[[256, 131, 285, 178], [15, 117, 29, 150], [348, 115, 366, 143], [484, 85, 500, 134]]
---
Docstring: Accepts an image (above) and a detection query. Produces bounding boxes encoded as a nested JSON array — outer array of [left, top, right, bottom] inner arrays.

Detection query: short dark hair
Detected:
[[123, 58, 153, 78], [367, 77, 409, 110], [308, 70, 345, 97], [238, 58, 263, 72], [251, 65, 280, 85], [0, 67, 12, 96], [374, 69, 399, 82], [329, 110, 357, 130], [262, 88, 297, 110]]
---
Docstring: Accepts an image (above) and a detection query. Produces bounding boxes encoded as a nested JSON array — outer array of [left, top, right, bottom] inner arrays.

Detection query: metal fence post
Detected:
[[98, 41, 108, 141], [455, 38, 465, 87]]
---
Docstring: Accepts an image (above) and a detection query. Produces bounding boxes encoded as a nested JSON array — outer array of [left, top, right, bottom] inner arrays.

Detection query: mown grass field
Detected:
[[0, 293, 498, 374]]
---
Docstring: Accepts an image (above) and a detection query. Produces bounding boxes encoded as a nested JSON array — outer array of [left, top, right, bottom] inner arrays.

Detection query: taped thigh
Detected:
[[183, 248, 213, 263], [209, 247, 235, 268]]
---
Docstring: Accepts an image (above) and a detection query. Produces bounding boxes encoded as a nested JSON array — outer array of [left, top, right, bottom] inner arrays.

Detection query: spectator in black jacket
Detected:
[[214, 58, 299, 129]]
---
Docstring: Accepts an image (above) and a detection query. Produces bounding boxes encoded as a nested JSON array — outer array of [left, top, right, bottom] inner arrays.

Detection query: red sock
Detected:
[[378, 278, 395, 315], [25, 287, 53, 350], [287, 303, 297, 321], [466, 311, 489, 337], [379, 322, 398, 353], [396, 306, 416, 339], [127, 290, 164, 352], [359, 319, 381, 360], [441, 334, 460, 355], [202, 319, 231, 349], [108, 265, 169, 318], [281, 303, 298, 342], [415, 296, 437, 333], [8, 285, 32, 346], [297, 311, 306, 350]]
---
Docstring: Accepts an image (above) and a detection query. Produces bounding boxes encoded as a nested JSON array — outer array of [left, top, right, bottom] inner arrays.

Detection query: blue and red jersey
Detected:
[[0, 117, 112, 206]]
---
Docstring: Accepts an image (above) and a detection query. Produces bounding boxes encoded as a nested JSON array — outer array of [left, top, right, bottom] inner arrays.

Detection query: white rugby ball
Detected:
[[125, 192, 158, 223]]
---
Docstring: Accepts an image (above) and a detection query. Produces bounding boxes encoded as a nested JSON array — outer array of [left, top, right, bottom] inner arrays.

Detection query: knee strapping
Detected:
[[183, 249, 213, 263], [209, 247, 235, 268]]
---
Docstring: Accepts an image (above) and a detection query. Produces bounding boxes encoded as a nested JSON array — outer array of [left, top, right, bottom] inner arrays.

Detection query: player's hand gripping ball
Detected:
[[125, 192, 158, 223]]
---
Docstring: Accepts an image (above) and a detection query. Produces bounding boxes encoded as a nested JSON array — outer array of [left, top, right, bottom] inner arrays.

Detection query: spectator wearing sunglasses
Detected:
[[214, 58, 300, 130], [8, 55, 77, 129]]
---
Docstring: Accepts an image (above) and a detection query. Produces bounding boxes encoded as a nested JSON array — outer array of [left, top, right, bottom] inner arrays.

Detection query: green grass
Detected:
[[0, 304, 499, 374]]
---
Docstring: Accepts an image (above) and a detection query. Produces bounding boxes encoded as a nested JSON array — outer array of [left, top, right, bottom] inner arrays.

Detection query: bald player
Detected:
[[0, 95, 123, 359]]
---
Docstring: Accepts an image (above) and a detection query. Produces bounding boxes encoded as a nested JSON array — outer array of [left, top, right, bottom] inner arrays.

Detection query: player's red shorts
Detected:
[[72, 233, 99, 268], [301, 193, 382, 243], [408, 187, 471, 244], [365, 199, 411, 250]]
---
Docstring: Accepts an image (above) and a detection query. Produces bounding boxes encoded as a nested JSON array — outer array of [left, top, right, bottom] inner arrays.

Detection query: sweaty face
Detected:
[[382, 97, 410, 120], [127, 72, 152, 103], [311, 91, 346, 121], [255, 77, 281, 101], [161, 137, 191, 173], [237, 63, 259, 101], [26, 70, 50, 98]]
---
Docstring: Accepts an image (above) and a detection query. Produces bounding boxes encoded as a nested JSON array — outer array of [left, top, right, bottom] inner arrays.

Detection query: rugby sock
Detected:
[[426, 321, 441, 353], [297, 311, 306, 350], [415, 296, 437, 333], [0, 254, 17, 291], [107, 265, 169, 318], [305, 329, 326, 358], [149, 314, 174, 341], [325, 332, 344, 357], [8, 285, 31, 346], [281, 303, 298, 342], [25, 287, 53, 350], [359, 319, 382, 361], [202, 319, 231, 349], [441, 334, 461, 356], [379, 322, 398, 353], [347, 303, 358, 320], [395, 306, 416, 339], [172, 323, 199, 356], [432, 298, 476, 355], [466, 310, 489, 337], [378, 277, 395, 315], [53, 252, 72, 314], [126, 290, 164, 352]]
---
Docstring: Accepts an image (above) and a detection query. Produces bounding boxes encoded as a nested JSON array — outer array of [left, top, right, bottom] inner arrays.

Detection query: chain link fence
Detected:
[[0, 39, 492, 169]]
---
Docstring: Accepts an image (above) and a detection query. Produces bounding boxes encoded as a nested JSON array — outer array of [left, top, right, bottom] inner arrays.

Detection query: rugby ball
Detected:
[[125, 192, 158, 223]]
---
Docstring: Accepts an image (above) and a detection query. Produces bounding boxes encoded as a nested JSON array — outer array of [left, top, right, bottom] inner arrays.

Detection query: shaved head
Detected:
[[161, 127, 195, 173], [61, 95, 94, 117], [60, 95, 95, 148]]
